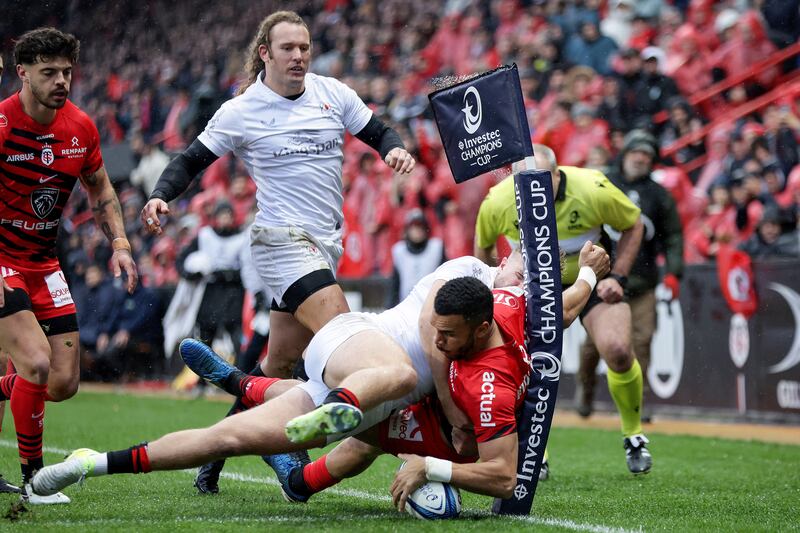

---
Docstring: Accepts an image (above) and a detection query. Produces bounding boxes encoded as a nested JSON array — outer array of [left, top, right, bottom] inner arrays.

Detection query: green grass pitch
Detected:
[[0, 391, 797, 532]]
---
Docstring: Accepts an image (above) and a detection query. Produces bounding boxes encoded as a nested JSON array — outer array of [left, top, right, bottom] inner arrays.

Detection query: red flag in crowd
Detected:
[[715, 244, 758, 318]]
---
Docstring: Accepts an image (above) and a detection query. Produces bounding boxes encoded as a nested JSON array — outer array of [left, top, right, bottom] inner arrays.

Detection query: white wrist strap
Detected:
[[425, 456, 453, 483], [577, 266, 597, 291]]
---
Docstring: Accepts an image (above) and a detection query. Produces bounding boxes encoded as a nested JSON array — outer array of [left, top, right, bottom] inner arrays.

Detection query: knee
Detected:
[[20, 348, 52, 384], [602, 342, 633, 373], [393, 364, 418, 394], [47, 378, 79, 402]]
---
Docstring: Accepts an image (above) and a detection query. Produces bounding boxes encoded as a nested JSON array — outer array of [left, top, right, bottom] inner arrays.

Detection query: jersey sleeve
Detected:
[[591, 175, 641, 231], [197, 102, 245, 157], [336, 80, 372, 135], [461, 368, 518, 443], [80, 117, 103, 176]]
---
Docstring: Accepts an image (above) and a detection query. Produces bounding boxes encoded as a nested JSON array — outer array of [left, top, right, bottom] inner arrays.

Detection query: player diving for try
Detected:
[[31, 243, 608, 508]]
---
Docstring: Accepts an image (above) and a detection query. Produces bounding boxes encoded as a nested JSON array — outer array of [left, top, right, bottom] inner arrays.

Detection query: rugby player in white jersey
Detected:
[[31, 244, 609, 503], [139, 11, 415, 492]]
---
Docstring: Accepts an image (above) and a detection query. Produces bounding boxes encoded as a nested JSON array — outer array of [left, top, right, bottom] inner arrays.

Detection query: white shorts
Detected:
[[297, 312, 418, 443], [250, 224, 343, 310]]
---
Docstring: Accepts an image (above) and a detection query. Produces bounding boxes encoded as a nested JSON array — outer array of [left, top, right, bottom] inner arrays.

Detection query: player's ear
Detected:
[[475, 321, 491, 340], [16, 64, 28, 83], [258, 44, 271, 63]]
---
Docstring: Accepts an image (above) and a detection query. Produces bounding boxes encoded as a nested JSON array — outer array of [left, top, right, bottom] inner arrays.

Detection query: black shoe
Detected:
[[574, 382, 593, 418], [0, 473, 21, 494], [623, 434, 652, 475], [194, 460, 225, 494]]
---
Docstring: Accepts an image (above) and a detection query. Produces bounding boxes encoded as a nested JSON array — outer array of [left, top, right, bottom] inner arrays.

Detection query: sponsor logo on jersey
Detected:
[[6, 153, 35, 162], [273, 137, 341, 158], [494, 291, 520, 309], [479, 371, 496, 428], [37, 133, 55, 141], [388, 408, 423, 441], [31, 187, 60, 219], [62, 137, 86, 158], [41, 145, 54, 166], [0, 114, 7, 128]]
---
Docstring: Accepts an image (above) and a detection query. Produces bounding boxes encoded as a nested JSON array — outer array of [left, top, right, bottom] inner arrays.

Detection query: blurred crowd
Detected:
[[1, 0, 800, 379]]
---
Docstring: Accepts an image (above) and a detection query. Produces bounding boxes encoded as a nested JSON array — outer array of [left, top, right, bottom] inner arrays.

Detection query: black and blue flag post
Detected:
[[429, 64, 564, 515]]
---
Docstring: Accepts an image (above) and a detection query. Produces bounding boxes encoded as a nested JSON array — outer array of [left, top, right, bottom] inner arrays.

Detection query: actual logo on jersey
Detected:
[[41, 145, 54, 166], [31, 187, 60, 219], [461, 86, 482, 134], [388, 408, 422, 441], [0, 114, 7, 128], [531, 351, 561, 382]]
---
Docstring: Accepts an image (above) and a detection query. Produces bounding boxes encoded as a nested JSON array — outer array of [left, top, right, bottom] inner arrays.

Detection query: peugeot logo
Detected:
[[461, 86, 482, 134]]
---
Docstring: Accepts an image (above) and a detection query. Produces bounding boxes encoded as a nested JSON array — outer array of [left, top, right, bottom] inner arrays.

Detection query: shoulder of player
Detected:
[[60, 100, 99, 135], [307, 72, 353, 94]]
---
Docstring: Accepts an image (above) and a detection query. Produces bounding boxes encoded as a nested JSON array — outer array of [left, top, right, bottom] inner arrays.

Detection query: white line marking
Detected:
[[0, 439, 639, 531]]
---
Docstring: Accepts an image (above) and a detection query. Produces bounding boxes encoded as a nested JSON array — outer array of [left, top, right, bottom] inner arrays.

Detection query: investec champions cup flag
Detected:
[[428, 65, 564, 515], [428, 64, 533, 183]]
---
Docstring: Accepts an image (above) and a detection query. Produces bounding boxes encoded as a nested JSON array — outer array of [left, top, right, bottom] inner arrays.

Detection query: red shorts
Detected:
[[0, 258, 77, 321], [378, 397, 477, 464]]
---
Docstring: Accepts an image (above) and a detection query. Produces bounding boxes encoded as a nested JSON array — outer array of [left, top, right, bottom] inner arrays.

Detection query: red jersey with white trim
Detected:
[[449, 287, 532, 443], [0, 93, 102, 266]]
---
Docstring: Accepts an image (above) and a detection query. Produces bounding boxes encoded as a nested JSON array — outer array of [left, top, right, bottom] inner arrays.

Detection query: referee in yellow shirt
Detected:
[[474, 144, 652, 475]]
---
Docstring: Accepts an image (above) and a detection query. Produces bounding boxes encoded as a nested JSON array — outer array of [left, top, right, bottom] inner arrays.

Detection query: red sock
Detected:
[[323, 387, 361, 409], [0, 374, 17, 401], [302, 454, 338, 492], [240, 376, 279, 408], [10, 376, 46, 474]]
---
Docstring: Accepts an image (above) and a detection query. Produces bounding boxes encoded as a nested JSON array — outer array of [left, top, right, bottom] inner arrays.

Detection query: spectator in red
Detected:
[[150, 238, 179, 289], [533, 100, 574, 163], [560, 103, 610, 167], [711, 11, 779, 95], [685, 182, 739, 262], [665, 25, 713, 97]]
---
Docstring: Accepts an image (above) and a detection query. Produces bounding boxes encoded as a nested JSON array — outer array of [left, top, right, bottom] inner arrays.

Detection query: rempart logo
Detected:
[[461, 86, 482, 134]]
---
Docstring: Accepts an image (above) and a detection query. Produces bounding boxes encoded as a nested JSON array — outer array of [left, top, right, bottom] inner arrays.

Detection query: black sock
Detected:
[[288, 465, 312, 497], [222, 362, 266, 412], [323, 388, 360, 409], [107, 443, 150, 474], [21, 457, 44, 483]]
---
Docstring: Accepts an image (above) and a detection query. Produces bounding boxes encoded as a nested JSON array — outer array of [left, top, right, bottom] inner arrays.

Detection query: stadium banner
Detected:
[[428, 64, 533, 183], [493, 169, 564, 515]]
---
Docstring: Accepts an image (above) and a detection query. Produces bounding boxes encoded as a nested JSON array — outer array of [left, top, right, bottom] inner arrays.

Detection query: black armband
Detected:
[[149, 139, 219, 202], [354, 114, 404, 159]]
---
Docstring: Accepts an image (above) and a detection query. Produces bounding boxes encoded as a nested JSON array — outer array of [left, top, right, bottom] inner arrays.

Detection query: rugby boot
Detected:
[[179, 338, 239, 390], [0, 473, 20, 494], [263, 451, 311, 503], [30, 448, 99, 499], [285, 403, 363, 444], [194, 460, 225, 494], [623, 434, 652, 474]]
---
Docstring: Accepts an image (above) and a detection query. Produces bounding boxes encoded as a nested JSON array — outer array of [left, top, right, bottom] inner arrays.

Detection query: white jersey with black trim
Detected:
[[198, 71, 372, 240], [372, 256, 497, 400]]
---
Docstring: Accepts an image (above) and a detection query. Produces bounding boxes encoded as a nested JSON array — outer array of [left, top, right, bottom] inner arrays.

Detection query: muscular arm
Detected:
[[611, 216, 644, 277], [392, 432, 517, 510], [149, 139, 219, 202], [80, 166, 138, 292], [562, 282, 592, 327]]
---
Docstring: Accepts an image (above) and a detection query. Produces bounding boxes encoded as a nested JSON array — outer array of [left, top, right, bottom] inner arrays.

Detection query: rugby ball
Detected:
[[405, 480, 462, 520]]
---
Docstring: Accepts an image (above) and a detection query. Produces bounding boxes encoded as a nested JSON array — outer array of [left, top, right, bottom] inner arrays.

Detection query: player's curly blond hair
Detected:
[[236, 11, 309, 96]]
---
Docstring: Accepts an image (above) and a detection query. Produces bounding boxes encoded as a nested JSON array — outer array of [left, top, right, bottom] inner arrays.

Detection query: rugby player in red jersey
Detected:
[[285, 277, 556, 508], [0, 28, 137, 503]]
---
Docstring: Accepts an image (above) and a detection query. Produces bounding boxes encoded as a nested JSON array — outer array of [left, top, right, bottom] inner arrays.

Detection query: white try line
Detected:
[[0, 439, 640, 532]]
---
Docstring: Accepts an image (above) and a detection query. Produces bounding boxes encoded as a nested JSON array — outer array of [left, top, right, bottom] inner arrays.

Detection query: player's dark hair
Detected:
[[14, 27, 79, 66], [237, 11, 309, 96], [434, 277, 493, 327]]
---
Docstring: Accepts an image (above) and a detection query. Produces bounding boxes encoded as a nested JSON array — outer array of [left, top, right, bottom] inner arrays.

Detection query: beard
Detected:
[[31, 82, 68, 109]]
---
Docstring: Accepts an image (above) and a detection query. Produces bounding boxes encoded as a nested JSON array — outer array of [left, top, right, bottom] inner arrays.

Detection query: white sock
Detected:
[[90, 454, 108, 476]]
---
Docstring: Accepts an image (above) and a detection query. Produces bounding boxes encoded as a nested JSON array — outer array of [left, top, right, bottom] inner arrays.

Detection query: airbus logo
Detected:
[[461, 86, 482, 134]]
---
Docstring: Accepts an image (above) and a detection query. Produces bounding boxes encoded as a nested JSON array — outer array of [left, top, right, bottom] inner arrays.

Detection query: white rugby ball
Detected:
[[405, 480, 462, 520]]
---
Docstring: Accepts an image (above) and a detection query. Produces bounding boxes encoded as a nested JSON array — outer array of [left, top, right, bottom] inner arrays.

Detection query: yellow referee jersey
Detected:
[[475, 166, 641, 284]]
